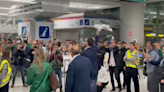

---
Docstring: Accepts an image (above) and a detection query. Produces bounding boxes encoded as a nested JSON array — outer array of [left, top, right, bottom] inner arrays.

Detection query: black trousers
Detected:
[[160, 83, 164, 92], [0, 83, 9, 92], [125, 67, 139, 92], [109, 66, 122, 89], [118, 67, 126, 87], [97, 82, 108, 92]]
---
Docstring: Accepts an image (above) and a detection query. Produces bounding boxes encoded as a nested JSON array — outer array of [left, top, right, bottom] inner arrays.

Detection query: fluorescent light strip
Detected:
[[10, 0, 36, 4], [0, 13, 8, 16], [69, 5, 101, 9], [150, 12, 164, 15], [0, 7, 9, 10]]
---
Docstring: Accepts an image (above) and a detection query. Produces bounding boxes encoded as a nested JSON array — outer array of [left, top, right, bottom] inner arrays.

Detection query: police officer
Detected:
[[124, 42, 139, 92], [0, 48, 12, 92]]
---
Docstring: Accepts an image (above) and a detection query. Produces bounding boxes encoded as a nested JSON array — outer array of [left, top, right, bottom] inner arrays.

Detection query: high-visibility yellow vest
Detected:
[[126, 50, 140, 68], [0, 52, 2, 56], [0, 60, 12, 88]]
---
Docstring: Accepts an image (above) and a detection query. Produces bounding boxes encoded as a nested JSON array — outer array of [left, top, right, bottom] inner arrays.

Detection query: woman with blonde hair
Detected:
[[26, 49, 54, 92], [0, 48, 12, 92]]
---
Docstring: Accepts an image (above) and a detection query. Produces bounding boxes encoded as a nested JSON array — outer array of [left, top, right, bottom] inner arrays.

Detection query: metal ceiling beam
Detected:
[[38, 0, 120, 7], [66, 0, 120, 6]]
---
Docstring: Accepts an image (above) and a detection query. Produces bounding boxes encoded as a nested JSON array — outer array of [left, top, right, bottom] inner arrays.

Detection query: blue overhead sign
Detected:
[[39, 26, 50, 38], [80, 20, 83, 25], [22, 26, 27, 38], [85, 19, 90, 25]]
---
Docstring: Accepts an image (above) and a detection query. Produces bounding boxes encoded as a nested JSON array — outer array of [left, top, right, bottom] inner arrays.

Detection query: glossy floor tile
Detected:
[[9, 69, 148, 92]]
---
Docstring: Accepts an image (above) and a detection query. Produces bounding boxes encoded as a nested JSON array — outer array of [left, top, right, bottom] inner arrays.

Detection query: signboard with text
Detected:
[[54, 18, 120, 29], [18, 21, 30, 40]]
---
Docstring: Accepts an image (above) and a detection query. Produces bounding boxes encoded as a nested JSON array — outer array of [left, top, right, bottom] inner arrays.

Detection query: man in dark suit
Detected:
[[22, 40, 32, 61], [22, 40, 32, 75], [105, 40, 122, 91], [116, 41, 127, 89], [81, 30, 100, 92], [65, 45, 92, 92]]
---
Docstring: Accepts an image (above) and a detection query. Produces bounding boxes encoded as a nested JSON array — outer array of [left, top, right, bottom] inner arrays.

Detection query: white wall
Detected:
[[0, 28, 17, 33]]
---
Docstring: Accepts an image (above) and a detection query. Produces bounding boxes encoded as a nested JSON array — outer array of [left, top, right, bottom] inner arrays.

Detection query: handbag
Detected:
[[49, 71, 61, 91]]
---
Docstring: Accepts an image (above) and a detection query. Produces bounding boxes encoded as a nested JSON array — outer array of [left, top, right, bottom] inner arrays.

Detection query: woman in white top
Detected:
[[97, 66, 109, 92]]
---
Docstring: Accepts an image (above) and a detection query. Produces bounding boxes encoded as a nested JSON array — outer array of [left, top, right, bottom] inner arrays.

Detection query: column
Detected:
[[120, 2, 145, 45]]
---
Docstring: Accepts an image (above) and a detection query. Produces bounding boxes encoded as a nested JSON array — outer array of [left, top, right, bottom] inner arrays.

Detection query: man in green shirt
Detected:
[[154, 42, 163, 57]]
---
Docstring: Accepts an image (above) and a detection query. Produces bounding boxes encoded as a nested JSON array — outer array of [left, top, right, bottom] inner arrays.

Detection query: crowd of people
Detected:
[[0, 29, 164, 92]]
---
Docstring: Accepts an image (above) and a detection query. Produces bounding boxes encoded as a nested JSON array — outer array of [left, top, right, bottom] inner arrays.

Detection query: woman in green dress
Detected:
[[26, 49, 53, 92]]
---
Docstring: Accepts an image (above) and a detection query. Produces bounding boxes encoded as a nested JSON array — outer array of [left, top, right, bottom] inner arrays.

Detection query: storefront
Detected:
[[53, 13, 120, 43]]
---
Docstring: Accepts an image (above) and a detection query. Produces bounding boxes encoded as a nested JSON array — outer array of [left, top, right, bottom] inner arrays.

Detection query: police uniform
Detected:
[[125, 50, 140, 92], [0, 55, 12, 92]]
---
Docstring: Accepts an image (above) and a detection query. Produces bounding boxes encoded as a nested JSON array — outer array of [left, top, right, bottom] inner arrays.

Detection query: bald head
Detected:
[[71, 45, 80, 55]]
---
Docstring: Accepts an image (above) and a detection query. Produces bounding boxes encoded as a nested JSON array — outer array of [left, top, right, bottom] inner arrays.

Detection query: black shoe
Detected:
[[123, 85, 125, 89], [123, 86, 125, 89], [119, 88, 122, 92], [110, 89, 116, 91]]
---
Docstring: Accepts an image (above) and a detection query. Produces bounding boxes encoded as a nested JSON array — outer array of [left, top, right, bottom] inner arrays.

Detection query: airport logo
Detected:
[[39, 26, 49, 38], [22, 26, 28, 38], [85, 19, 90, 25]]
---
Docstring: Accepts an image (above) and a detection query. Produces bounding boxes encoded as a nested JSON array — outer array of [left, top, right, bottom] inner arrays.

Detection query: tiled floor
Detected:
[[9, 69, 148, 92]]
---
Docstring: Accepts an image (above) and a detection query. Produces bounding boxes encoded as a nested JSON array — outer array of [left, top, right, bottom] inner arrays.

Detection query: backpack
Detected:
[[50, 51, 63, 69]]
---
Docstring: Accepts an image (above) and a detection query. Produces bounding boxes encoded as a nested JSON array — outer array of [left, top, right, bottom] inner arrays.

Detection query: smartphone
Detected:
[[107, 42, 111, 45]]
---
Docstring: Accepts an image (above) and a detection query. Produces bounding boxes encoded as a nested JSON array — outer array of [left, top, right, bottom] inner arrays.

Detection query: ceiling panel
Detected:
[[0, 0, 162, 16]]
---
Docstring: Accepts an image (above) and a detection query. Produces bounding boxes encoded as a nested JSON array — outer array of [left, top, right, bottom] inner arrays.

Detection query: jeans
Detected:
[[91, 79, 97, 92], [54, 69, 62, 89], [24, 61, 29, 75], [12, 65, 25, 84], [0, 83, 9, 92], [147, 72, 154, 92]]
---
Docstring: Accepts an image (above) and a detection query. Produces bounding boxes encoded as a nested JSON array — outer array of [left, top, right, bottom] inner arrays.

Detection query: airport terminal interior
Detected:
[[0, 0, 164, 92]]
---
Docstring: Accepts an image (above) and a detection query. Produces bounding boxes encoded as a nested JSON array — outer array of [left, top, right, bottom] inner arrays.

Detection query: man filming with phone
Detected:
[[11, 44, 27, 87]]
